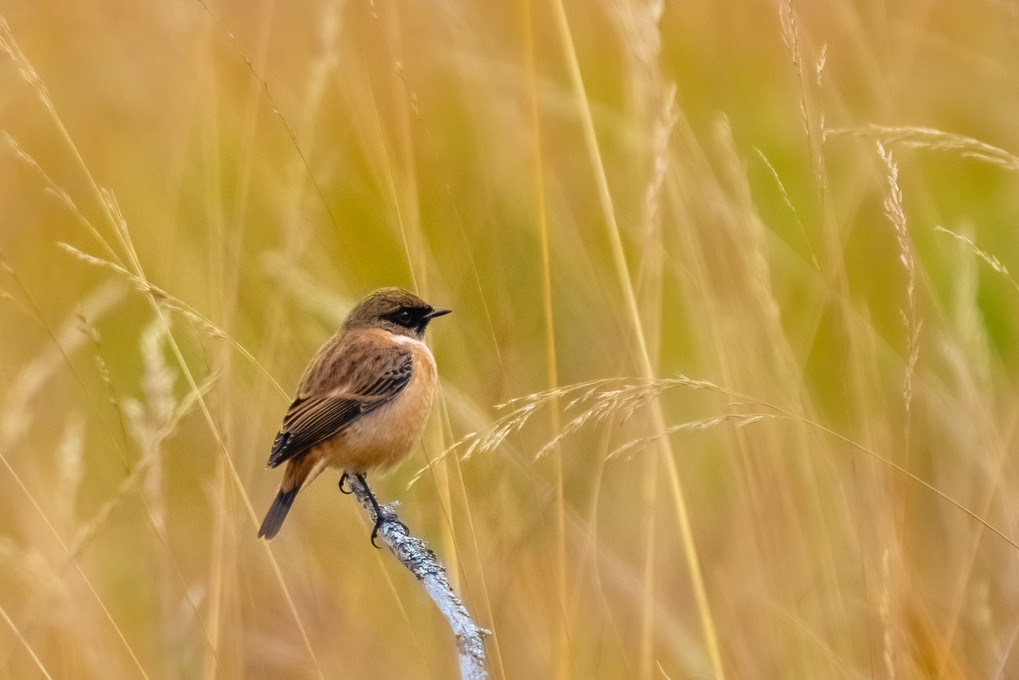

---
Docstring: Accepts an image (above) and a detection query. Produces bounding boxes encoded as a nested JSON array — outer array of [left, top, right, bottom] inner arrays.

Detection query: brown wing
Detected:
[[265, 344, 413, 469]]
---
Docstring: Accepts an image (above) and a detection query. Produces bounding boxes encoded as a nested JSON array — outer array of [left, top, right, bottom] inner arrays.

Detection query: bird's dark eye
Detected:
[[396, 310, 414, 325]]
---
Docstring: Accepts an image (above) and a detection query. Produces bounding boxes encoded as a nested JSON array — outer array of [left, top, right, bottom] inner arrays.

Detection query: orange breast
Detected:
[[314, 339, 438, 472]]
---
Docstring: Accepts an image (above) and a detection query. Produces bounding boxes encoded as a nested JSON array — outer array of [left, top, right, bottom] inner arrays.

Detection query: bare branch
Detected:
[[345, 475, 490, 680]]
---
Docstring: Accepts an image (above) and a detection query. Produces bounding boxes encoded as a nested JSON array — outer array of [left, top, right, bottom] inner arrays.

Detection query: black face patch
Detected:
[[386, 306, 430, 330]]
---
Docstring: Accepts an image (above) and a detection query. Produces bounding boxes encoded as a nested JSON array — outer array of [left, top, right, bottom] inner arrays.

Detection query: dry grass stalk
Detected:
[[0, 601, 54, 680], [780, 0, 813, 174], [754, 146, 821, 272], [609, 414, 780, 460], [881, 549, 896, 680], [192, 0, 361, 274], [66, 358, 218, 563], [2, 132, 120, 263], [935, 226, 1019, 294], [123, 319, 178, 534], [0, 281, 123, 455], [59, 242, 287, 397], [55, 415, 85, 532], [0, 17, 46, 100]]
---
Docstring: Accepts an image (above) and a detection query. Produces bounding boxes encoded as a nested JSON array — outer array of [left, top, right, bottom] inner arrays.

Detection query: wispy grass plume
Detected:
[[829, 125, 1019, 173], [877, 142, 922, 452], [446, 376, 773, 464]]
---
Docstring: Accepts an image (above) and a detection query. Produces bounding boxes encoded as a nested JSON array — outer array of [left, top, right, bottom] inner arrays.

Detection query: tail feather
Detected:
[[258, 487, 299, 540]]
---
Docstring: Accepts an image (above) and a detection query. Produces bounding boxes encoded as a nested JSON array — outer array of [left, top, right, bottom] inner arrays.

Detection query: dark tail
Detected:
[[258, 487, 299, 540]]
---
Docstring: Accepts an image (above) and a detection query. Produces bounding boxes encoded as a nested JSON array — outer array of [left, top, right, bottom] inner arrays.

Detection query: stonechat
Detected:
[[258, 287, 450, 543]]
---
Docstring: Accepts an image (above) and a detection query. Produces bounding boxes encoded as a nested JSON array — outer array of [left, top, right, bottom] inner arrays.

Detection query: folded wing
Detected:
[[266, 346, 413, 469]]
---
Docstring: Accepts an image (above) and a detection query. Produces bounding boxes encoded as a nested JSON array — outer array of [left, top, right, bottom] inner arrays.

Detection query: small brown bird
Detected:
[[258, 288, 450, 543]]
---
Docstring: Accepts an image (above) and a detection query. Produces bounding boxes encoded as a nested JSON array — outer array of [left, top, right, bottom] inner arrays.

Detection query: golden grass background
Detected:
[[2, 0, 1019, 677]]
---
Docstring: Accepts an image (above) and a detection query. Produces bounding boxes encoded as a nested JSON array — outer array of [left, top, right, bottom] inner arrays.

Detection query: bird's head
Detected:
[[344, 287, 451, 339]]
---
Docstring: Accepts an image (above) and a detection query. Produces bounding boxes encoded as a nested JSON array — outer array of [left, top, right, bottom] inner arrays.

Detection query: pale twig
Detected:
[[345, 475, 490, 680]]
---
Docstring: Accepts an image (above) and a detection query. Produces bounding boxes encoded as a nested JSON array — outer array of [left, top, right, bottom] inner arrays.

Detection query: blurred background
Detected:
[[1, 0, 1019, 677]]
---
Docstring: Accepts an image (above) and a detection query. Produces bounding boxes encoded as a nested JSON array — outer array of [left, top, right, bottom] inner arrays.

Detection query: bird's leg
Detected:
[[355, 473, 409, 549], [338, 471, 352, 495]]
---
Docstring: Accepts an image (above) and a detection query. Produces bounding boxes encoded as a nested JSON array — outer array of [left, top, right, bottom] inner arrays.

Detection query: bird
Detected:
[[258, 287, 450, 544]]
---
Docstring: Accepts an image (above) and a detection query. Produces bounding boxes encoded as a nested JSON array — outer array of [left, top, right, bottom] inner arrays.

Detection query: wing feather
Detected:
[[266, 344, 413, 469]]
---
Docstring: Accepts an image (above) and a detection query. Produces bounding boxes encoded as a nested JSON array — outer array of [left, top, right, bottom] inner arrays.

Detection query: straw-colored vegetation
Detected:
[[1, 0, 1018, 678]]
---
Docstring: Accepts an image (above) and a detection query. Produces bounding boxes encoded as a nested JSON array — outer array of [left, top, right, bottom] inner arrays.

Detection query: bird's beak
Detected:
[[424, 308, 452, 320]]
